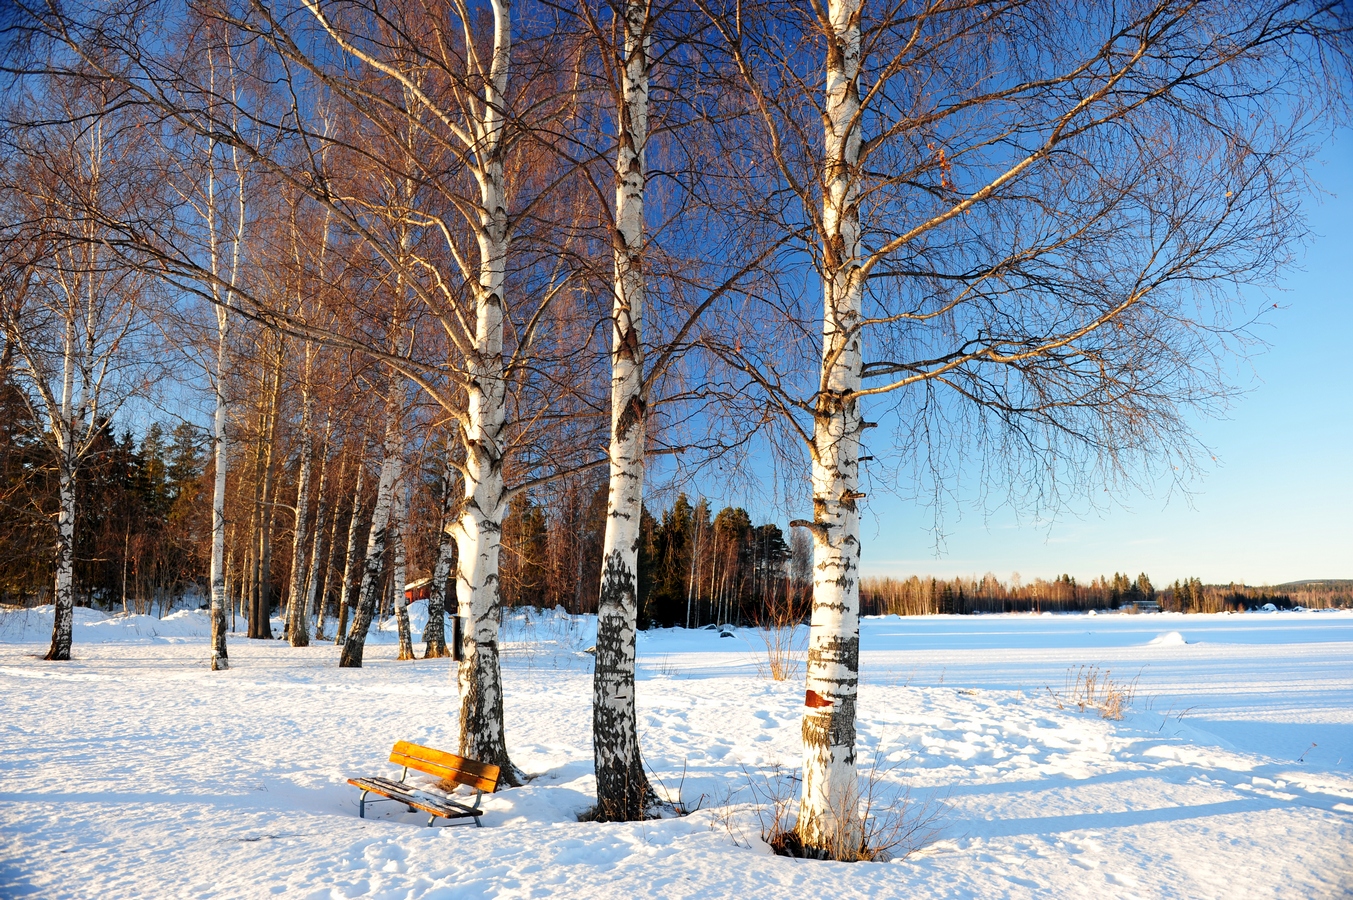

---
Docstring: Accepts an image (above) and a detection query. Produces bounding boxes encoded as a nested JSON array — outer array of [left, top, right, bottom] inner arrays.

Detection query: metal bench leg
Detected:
[[428, 814, 437, 827], [360, 790, 370, 819]]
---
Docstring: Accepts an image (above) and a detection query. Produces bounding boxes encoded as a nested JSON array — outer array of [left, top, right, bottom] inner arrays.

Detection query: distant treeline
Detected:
[[2, 407, 1344, 625], [0, 399, 811, 629], [859, 573, 1353, 616]]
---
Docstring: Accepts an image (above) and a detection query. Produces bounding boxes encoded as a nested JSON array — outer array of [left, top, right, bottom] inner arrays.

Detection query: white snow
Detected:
[[2, 604, 1351, 899]]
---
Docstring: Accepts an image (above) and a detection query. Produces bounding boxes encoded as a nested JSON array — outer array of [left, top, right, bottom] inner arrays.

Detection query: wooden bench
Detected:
[[348, 741, 500, 827]]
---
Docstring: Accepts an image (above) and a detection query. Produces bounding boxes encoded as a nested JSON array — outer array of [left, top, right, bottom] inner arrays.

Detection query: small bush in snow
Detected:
[[1048, 665, 1138, 720], [720, 761, 941, 863]]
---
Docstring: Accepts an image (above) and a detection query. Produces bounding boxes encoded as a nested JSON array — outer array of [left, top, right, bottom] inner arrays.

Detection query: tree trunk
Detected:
[[339, 402, 401, 668], [286, 366, 317, 647], [334, 461, 365, 645], [391, 464, 415, 661], [795, 0, 866, 859], [312, 450, 341, 641], [45, 458, 76, 661], [302, 423, 332, 642], [424, 442, 455, 658], [256, 346, 284, 639], [208, 316, 230, 668], [592, 0, 652, 822], [453, 0, 520, 786], [249, 345, 282, 639]]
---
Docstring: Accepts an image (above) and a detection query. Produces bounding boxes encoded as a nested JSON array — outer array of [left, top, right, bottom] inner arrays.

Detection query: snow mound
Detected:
[[1148, 631, 1189, 646], [0, 605, 214, 643]]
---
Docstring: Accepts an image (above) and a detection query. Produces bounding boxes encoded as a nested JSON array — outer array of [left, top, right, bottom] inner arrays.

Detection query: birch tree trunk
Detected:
[[425, 443, 456, 658], [250, 343, 283, 640], [286, 354, 317, 647], [794, 0, 866, 858], [310, 446, 337, 641], [592, 0, 653, 822], [391, 463, 415, 660], [44, 308, 80, 662], [205, 153, 232, 670], [452, 0, 520, 785], [339, 400, 401, 668], [300, 423, 331, 642], [46, 451, 76, 661], [208, 308, 230, 669], [335, 461, 365, 645]]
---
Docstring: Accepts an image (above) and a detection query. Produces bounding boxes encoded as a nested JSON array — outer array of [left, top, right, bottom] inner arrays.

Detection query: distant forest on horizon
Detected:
[[2, 416, 1348, 624]]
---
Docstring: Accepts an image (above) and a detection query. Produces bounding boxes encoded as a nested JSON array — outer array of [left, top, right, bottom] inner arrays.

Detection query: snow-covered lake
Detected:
[[2, 604, 1350, 898]]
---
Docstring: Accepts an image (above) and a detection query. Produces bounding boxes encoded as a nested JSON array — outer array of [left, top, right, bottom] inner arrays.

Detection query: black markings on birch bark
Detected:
[[339, 408, 401, 668]]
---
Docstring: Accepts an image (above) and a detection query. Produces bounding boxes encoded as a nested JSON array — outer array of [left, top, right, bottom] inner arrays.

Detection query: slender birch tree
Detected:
[[0, 78, 160, 661]]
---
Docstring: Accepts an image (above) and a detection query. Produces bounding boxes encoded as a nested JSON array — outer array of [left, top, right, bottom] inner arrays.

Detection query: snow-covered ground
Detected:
[[2, 604, 1351, 899]]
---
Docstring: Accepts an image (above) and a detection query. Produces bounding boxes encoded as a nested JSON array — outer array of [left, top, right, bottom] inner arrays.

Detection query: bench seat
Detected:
[[349, 742, 500, 827]]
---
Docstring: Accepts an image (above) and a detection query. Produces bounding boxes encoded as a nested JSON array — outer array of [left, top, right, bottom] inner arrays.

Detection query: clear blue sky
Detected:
[[859, 132, 1353, 588]]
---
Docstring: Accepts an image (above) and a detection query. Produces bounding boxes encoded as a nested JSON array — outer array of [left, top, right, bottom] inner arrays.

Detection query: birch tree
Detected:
[[339, 390, 403, 667], [582, 0, 656, 822], [0, 79, 158, 661], [702, 0, 1350, 857]]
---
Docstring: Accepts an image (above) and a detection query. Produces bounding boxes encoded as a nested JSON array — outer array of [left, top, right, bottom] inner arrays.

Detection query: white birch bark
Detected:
[[204, 129, 233, 670], [338, 399, 401, 668], [425, 440, 456, 658], [391, 459, 415, 660], [795, 0, 866, 857], [592, 0, 653, 821], [334, 461, 365, 645], [451, 0, 520, 785], [301, 422, 332, 641], [48, 442, 76, 661], [286, 351, 317, 647]]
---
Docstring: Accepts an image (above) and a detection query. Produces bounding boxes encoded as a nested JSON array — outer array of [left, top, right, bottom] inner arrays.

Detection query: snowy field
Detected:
[[2, 604, 1351, 899]]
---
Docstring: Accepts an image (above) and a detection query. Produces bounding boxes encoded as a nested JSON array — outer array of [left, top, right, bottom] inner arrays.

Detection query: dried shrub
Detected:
[[1047, 665, 1138, 720], [753, 592, 806, 682], [720, 760, 942, 863]]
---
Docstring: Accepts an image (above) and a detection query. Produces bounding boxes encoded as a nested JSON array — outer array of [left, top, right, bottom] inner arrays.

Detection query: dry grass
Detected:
[[1047, 665, 1138, 720], [718, 759, 942, 863], [753, 593, 806, 682]]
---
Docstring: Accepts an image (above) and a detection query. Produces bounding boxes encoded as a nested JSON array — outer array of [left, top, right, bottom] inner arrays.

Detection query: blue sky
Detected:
[[859, 132, 1353, 587]]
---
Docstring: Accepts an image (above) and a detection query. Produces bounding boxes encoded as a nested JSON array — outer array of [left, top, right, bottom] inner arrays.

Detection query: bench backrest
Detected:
[[390, 741, 500, 793]]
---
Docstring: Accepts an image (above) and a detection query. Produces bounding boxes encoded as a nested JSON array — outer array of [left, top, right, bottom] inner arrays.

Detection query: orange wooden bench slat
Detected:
[[389, 741, 500, 793], [346, 777, 483, 820]]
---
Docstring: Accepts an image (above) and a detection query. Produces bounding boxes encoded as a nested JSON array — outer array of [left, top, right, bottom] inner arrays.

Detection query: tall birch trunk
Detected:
[[592, 0, 653, 822], [205, 149, 232, 669], [43, 296, 81, 662], [286, 357, 317, 647], [425, 442, 456, 658], [795, 0, 866, 858], [339, 400, 401, 668], [335, 461, 365, 645], [310, 447, 338, 641], [452, 0, 520, 786], [300, 422, 331, 642], [250, 344, 283, 639], [208, 310, 230, 669], [46, 452, 76, 661], [391, 456, 415, 660]]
